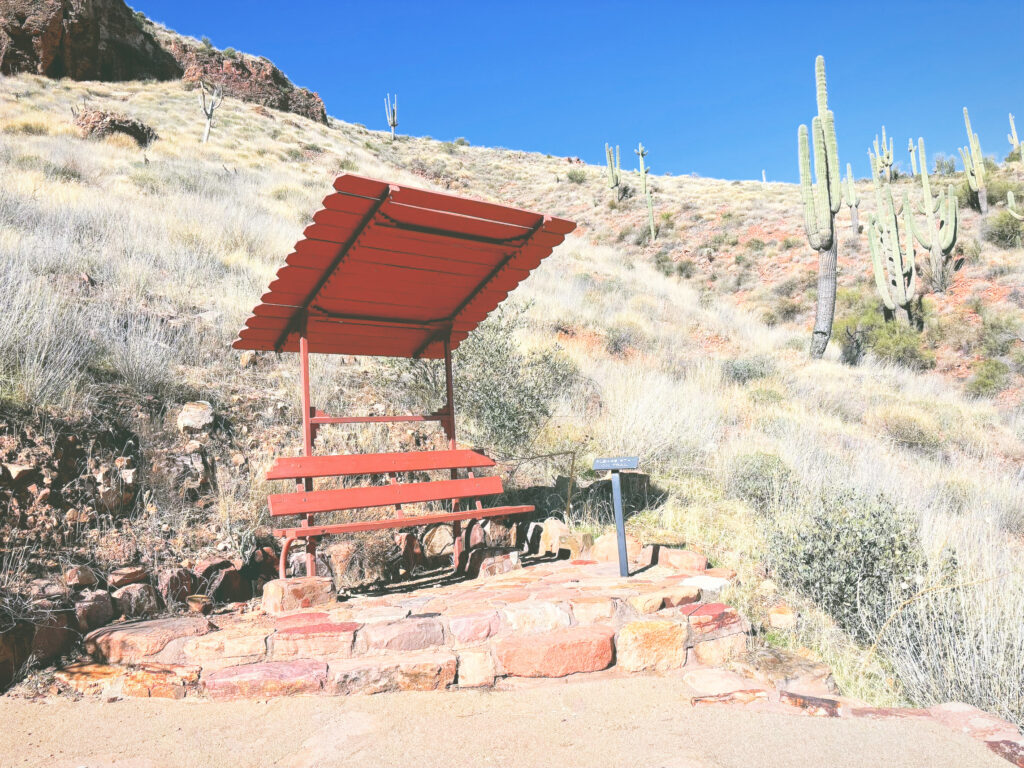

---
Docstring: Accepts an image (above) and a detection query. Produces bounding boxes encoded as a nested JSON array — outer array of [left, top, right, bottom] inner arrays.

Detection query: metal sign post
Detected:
[[593, 456, 640, 578]]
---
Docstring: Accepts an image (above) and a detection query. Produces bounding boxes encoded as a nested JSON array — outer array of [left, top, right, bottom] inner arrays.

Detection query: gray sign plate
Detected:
[[592, 456, 640, 471]]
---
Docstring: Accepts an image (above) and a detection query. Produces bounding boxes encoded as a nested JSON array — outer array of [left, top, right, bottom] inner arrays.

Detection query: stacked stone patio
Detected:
[[57, 555, 748, 700]]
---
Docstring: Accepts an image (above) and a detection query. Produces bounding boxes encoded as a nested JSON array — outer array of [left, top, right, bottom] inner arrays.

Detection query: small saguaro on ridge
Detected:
[[198, 81, 224, 144], [960, 107, 988, 213], [384, 93, 398, 140]]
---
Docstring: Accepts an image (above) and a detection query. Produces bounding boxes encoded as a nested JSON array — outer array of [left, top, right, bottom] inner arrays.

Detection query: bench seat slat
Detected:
[[268, 475, 503, 517], [266, 449, 495, 480], [273, 505, 534, 537]]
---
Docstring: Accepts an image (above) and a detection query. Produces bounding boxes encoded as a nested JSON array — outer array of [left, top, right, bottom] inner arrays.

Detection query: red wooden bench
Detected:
[[268, 449, 533, 578]]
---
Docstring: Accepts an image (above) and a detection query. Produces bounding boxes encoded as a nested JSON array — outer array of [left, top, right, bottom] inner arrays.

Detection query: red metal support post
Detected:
[[298, 328, 317, 577]]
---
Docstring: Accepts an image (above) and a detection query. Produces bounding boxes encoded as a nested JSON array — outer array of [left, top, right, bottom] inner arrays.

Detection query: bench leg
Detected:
[[451, 520, 462, 574], [279, 536, 296, 580], [306, 535, 318, 578]]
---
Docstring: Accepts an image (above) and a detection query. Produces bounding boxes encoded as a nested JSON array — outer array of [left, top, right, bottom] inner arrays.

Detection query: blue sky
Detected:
[[134, 1, 1024, 182]]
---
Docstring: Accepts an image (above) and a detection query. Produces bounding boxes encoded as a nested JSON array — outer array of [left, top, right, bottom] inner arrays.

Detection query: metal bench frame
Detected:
[[270, 329, 533, 578]]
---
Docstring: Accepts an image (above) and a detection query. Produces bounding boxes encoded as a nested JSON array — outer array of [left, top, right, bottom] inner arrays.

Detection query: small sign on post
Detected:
[[592, 456, 640, 577]]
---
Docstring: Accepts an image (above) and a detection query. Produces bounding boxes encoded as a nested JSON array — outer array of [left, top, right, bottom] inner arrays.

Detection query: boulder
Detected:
[[465, 548, 520, 579], [421, 525, 454, 559], [64, 565, 97, 589], [328, 651, 456, 695], [589, 531, 642, 563], [209, 568, 252, 604], [692, 633, 747, 666], [494, 626, 614, 678], [176, 401, 214, 433], [358, 616, 444, 654], [616, 620, 688, 672], [767, 603, 797, 630], [483, 519, 513, 547], [107, 565, 147, 589], [74, 588, 114, 632], [203, 659, 327, 700], [639, 545, 708, 572], [30, 607, 77, 661], [0, 622, 33, 691], [538, 517, 571, 555], [157, 567, 197, 605], [729, 647, 837, 696], [111, 583, 161, 618], [85, 616, 214, 664], [261, 576, 334, 615], [72, 107, 157, 147], [456, 647, 496, 688], [500, 601, 571, 636]]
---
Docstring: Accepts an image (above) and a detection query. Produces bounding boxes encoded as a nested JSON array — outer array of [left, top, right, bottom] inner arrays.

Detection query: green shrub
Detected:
[[370, 307, 576, 455], [605, 321, 648, 357], [966, 359, 1011, 397], [982, 211, 1024, 249], [870, 322, 936, 370], [566, 168, 586, 184], [767, 488, 922, 640], [746, 238, 767, 251], [870, 406, 943, 455], [676, 259, 696, 278], [978, 309, 1020, 357], [932, 153, 956, 176], [780, 237, 802, 251], [721, 354, 775, 384], [454, 137, 470, 146], [223, 47, 237, 59], [726, 452, 796, 516]]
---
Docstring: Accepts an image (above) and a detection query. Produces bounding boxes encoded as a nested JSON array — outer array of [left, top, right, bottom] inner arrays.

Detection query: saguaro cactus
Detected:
[[1008, 190, 1024, 221], [384, 93, 398, 140], [198, 81, 223, 144], [1009, 113, 1020, 160], [908, 138, 918, 176], [867, 152, 916, 325], [960, 107, 988, 213], [909, 138, 960, 291], [605, 143, 621, 197], [635, 142, 655, 242], [842, 162, 860, 235], [873, 126, 894, 181], [798, 55, 841, 359]]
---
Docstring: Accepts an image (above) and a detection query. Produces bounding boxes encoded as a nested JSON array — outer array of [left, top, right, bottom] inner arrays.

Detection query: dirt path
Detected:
[[0, 676, 1005, 768]]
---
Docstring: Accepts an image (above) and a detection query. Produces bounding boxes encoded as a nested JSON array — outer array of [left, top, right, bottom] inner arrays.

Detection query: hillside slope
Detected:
[[0, 74, 1022, 725]]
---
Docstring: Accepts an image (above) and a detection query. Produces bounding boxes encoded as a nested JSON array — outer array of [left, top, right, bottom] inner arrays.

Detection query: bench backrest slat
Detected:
[[268, 475, 504, 517], [266, 449, 494, 480]]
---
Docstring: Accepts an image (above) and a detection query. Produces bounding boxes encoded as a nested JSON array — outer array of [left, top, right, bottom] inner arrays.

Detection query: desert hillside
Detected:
[[1, 50, 1023, 729]]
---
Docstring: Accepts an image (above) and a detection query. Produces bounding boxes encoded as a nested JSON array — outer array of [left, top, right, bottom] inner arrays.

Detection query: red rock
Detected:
[[927, 702, 1023, 743], [359, 616, 443, 653], [107, 565, 148, 589], [328, 650, 456, 695], [680, 602, 741, 634], [683, 667, 766, 696], [691, 633, 747, 665], [662, 586, 701, 608], [196, 558, 233, 582], [988, 741, 1024, 767], [495, 626, 615, 678], [500, 601, 571, 635], [779, 690, 841, 717], [570, 596, 616, 624], [646, 547, 707, 572], [54, 662, 125, 696], [261, 577, 334, 614], [157, 567, 197, 605], [616, 620, 688, 672], [182, 629, 268, 670], [466, 548, 521, 579], [203, 659, 327, 700], [112, 583, 161, 618], [447, 609, 500, 645], [0, 622, 33, 691], [589, 532, 642, 563], [30, 608, 77, 661], [627, 592, 665, 614], [270, 621, 360, 660], [74, 589, 114, 632], [64, 565, 97, 589], [85, 617, 214, 664], [705, 567, 736, 580], [122, 663, 201, 700], [210, 568, 253, 604], [274, 611, 330, 629], [456, 648, 496, 688], [538, 518, 571, 555], [691, 689, 770, 706]]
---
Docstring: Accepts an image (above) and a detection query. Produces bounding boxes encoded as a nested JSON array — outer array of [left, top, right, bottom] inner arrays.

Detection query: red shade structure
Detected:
[[235, 175, 576, 578]]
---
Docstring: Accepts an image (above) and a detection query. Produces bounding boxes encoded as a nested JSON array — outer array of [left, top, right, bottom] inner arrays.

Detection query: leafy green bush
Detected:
[[676, 258, 696, 278], [454, 137, 470, 146], [870, 406, 943, 455], [780, 237, 802, 251], [978, 309, 1020, 357], [371, 307, 576, 455], [721, 354, 776, 384], [566, 168, 586, 184], [932, 153, 956, 176], [966, 359, 1011, 397], [726, 452, 796, 516], [766, 488, 922, 640], [982, 211, 1023, 249], [870, 321, 936, 370]]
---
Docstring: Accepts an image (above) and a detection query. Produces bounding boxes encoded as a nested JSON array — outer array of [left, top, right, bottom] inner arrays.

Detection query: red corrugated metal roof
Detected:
[[233, 174, 576, 359]]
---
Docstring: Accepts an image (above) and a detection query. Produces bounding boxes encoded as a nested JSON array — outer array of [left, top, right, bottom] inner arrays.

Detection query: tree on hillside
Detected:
[[797, 55, 842, 359]]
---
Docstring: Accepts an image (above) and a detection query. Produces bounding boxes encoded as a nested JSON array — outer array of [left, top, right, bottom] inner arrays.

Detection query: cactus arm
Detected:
[[940, 187, 958, 252], [902, 193, 917, 301], [868, 217, 897, 311], [1008, 191, 1024, 221]]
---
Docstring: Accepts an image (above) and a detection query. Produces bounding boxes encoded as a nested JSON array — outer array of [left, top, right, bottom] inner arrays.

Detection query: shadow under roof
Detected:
[[232, 174, 576, 359]]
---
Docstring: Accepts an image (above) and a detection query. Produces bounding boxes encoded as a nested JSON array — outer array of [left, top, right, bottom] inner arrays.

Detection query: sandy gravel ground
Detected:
[[0, 676, 1006, 768]]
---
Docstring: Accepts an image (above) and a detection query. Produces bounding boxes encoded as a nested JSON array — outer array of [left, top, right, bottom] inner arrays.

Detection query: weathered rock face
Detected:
[[162, 38, 327, 123], [0, 0, 181, 80]]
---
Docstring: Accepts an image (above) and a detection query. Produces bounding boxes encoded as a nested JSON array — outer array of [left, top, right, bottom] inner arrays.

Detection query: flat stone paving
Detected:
[[59, 558, 750, 700]]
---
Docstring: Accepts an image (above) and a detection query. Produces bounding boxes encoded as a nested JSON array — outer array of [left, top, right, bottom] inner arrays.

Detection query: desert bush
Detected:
[[982, 210, 1024, 249], [932, 153, 956, 176], [726, 451, 797, 516], [978, 309, 1020, 357], [371, 307, 576, 456], [605, 321, 648, 357], [966, 359, 1010, 397], [767, 487, 922, 641], [779, 237, 802, 251], [104, 311, 183, 400], [675, 258, 696, 278], [721, 354, 775, 384], [566, 168, 586, 184], [868, 406, 943, 455], [959, 177, 1021, 210]]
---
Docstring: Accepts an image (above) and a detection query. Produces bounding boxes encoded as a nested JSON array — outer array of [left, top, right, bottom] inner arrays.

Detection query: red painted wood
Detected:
[[273, 505, 534, 537], [268, 475, 504, 517], [266, 449, 494, 480]]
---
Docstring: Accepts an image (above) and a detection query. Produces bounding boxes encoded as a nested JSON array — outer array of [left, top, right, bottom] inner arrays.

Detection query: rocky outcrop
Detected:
[[0, 0, 181, 80], [161, 38, 327, 124], [0, 0, 328, 123]]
